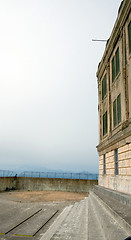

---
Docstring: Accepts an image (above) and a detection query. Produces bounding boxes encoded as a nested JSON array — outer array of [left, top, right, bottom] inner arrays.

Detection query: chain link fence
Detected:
[[0, 170, 17, 177], [19, 171, 98, 180], [0, 169, 98, 180]]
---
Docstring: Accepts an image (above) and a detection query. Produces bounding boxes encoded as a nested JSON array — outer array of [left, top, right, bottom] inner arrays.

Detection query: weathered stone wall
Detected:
[[0, 177, 98, 193], [99, 142, 131, 194], [16, 177, 97, 193], [0, 177, 17, 191], [97, 0, 131, 195]]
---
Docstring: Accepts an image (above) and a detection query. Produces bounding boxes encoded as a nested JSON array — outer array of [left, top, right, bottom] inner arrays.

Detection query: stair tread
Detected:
[[93, 188, 131, 226], [90, 191, 130, 240], [52, 199, 88, 240], [88, 197, 105, 240]]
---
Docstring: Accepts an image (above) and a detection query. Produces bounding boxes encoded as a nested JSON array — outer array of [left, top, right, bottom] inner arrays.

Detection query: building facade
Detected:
[[97, 0, 131, 194]]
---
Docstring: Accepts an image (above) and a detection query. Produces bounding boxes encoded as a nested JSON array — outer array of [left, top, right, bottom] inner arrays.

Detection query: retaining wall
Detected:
[[0, 177, 17, 191], [0, 177, 98, 193]]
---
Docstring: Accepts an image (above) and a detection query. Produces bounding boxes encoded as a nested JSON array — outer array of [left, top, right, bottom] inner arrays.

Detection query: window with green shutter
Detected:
[[103, 154, 106, 175], [112, 47, 120, 82], [102, 74, 107, 100], [128, 21, 131, 54], [113, 99, 117, 127], [117, 94, 121, 124], [115, 48, 120, 76], [114, 149, 119, 175], [113, 94, 121, 128], [103, 111, 108, 136], [112, 57, 115, 82]]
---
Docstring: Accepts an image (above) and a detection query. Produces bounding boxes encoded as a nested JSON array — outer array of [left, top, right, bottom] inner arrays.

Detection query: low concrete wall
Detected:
[[0, 177, 98, 193], [0, 177, 17, 191], [16, 177, 98, 192]]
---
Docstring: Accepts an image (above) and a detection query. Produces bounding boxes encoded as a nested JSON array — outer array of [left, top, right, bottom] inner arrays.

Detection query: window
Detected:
[[103, 154, 106, 175], [102, 74, 107, 100], [128, 21, 131, 54], [113, 94, 121, 127], [103, 111, 108, 136], [114, 149, 118, 175], [112, 57, 115, 82], [112, 47, 120, 82], [115, 48, 120, 76], [117, 94, 121, 124], [113, 99, 117, 127]]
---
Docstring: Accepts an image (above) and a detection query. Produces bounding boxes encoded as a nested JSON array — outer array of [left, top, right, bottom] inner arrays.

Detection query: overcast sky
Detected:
[[0, 0, 122, 173]]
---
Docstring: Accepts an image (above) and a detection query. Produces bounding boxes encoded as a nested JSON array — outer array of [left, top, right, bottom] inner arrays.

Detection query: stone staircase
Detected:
[[40, 186, 131, 240], [40, 199, 88, 240]]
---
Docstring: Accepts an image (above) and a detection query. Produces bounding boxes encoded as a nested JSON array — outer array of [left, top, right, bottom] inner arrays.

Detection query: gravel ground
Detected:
[[0, 190, 88, 203]]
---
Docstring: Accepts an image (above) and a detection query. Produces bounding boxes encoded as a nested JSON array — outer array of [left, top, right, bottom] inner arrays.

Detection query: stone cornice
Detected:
[[97, 0, 131, 81], [96, 120, 131, 152]]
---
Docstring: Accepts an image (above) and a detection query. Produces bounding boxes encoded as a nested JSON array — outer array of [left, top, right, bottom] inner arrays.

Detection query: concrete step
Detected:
[[52, 198, 88, 240], [94, 185, 131, 206], [40, 198, 88, 240], [88, 196, 105, 240], [40, 190, 131, 240], [89, 191, 130, 240], [39, 205, 73, 240], [93, 187, 131, 233]]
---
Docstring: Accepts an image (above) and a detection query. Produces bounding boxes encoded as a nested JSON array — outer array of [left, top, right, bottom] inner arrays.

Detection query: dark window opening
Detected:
[[114, 149, 119, 175], [102, 74, 107, 100], [103, 111, 108, 136], [117, 94, 121, 124], [128, 21, 131, 54], [112, 47, 120, 82], [103, 154, 106, 175], [113, 94, 121, 127], [115, 48, 120, 75]]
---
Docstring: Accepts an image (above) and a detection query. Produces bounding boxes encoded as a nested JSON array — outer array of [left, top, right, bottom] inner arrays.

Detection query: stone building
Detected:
[[97, 0, 131, 194]]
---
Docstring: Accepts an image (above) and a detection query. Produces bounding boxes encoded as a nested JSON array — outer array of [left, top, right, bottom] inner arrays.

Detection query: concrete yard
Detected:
[[1, 188, 130, 239], [0, 190, 88, 240]]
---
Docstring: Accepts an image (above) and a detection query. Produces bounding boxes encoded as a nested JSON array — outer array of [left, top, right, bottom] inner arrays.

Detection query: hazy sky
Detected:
[[0, 0, 122, 173]]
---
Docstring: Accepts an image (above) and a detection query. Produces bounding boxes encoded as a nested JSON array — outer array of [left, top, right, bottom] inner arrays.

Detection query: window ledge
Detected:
[[129, 53, 131, 60], [112, 72, 121, 86], [113, 122, 122, 131], [102, 93, 108, 102], [102, 133, 108, 140]]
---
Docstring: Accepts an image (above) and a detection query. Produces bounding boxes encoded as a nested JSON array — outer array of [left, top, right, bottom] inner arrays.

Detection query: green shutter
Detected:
[[114, 149, 119, 175], [112, 57, 115, 82], [105, 74, 107, 96], [103, 111, 108, 136], [115, 48, 120, 76], [103, 154, 106, 175], [102, 74, 107, 100], [103, 114, 104, 135], [105, 111, 108, 134], [102, 78, 104, 100], [117, 94, 121, 124], [128, 21, 131, 54], [113, 99, 117, 127]]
